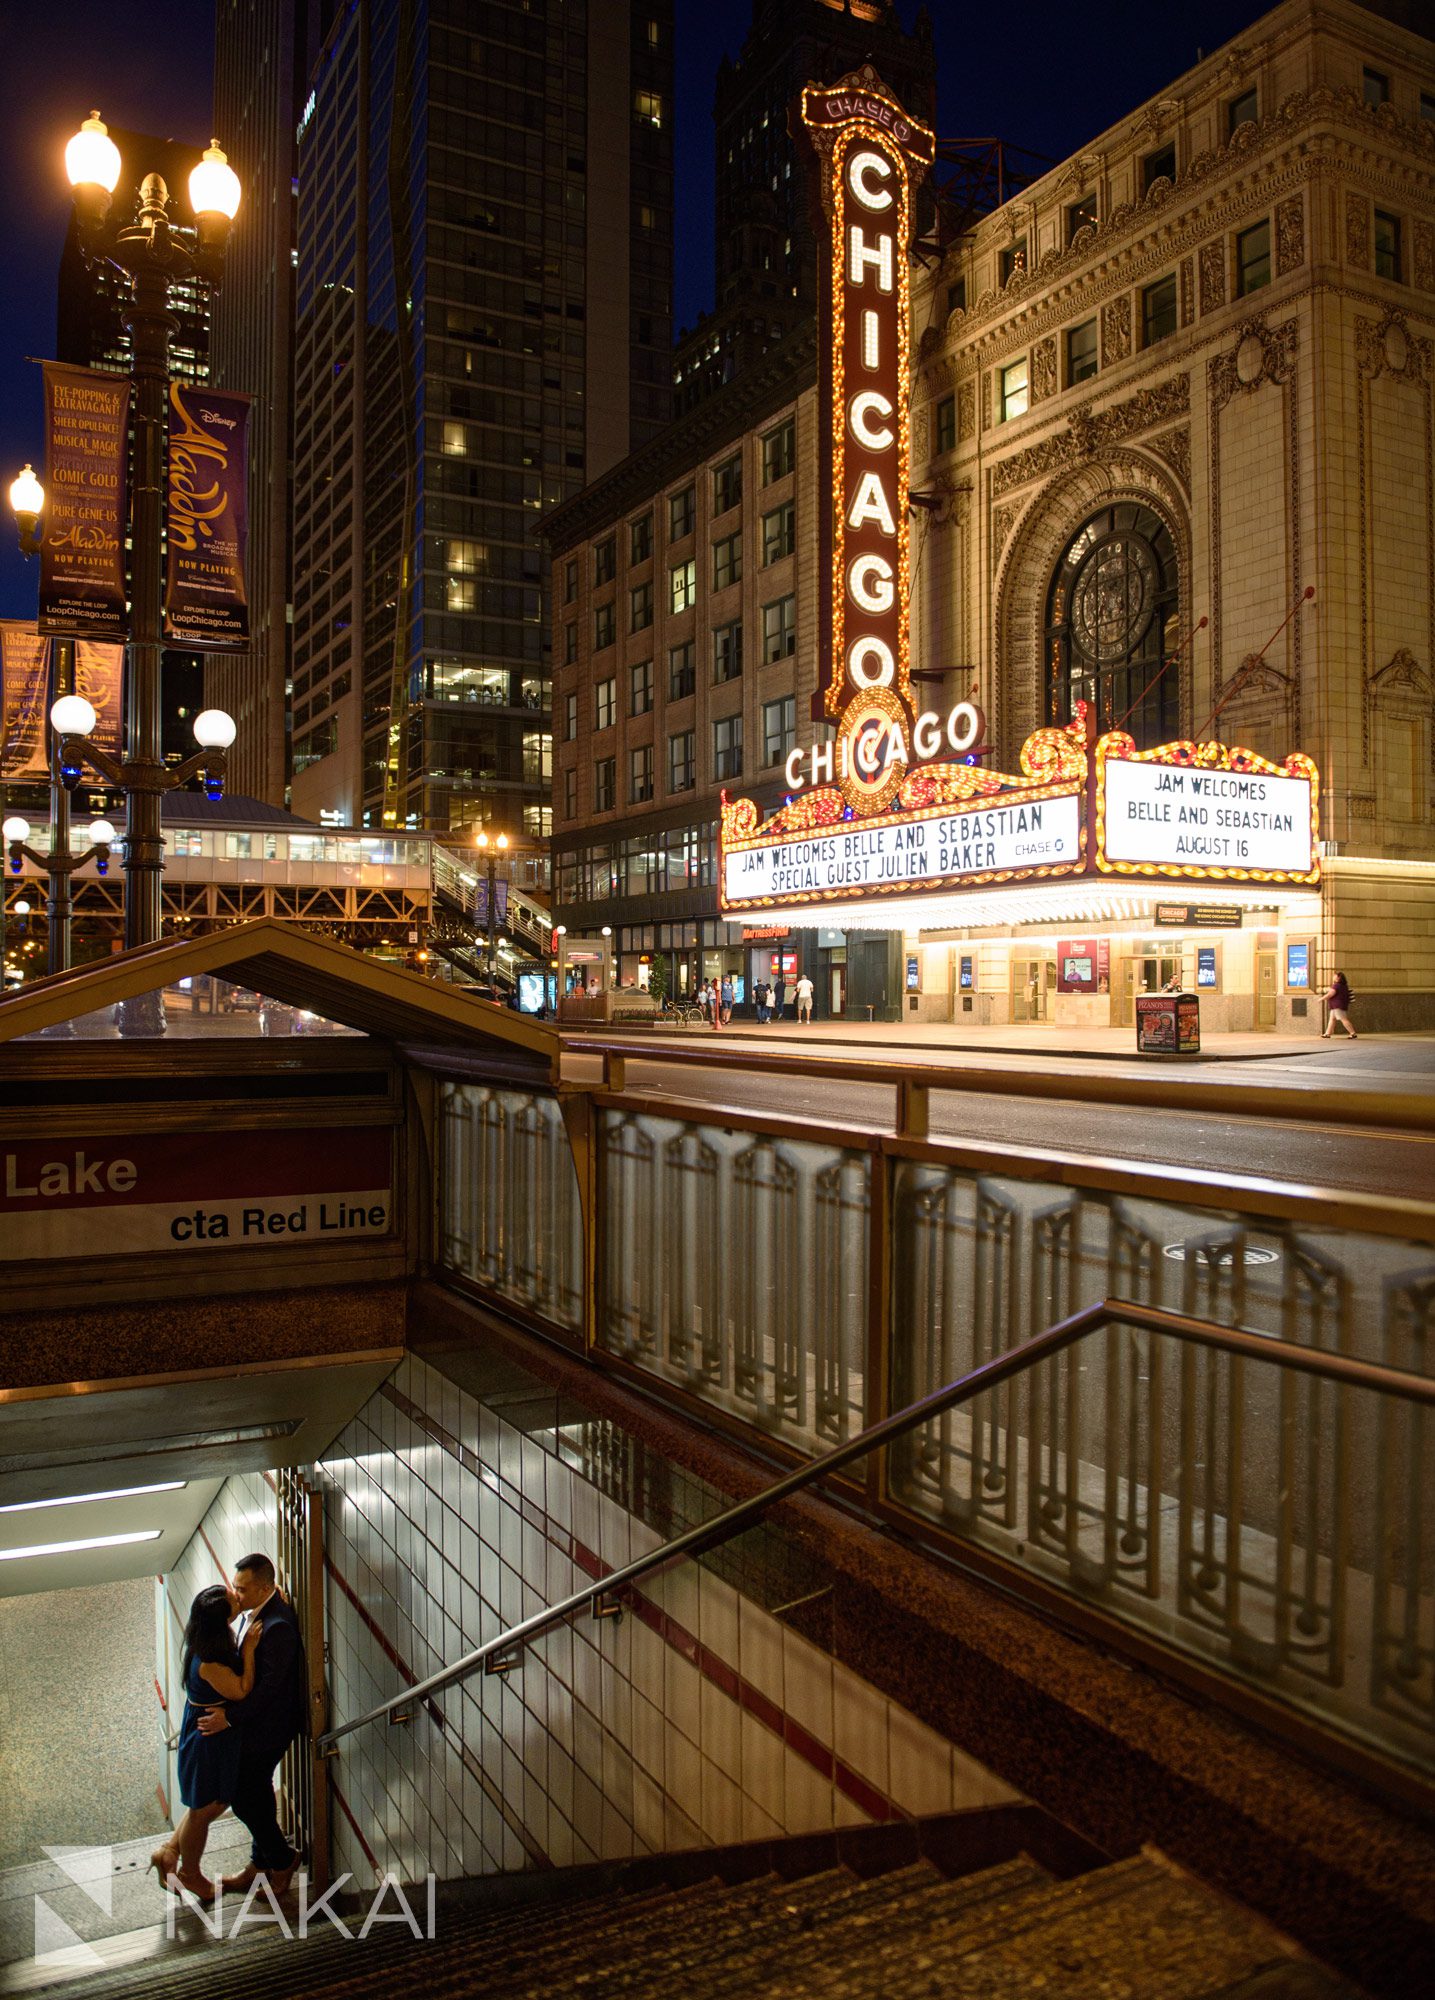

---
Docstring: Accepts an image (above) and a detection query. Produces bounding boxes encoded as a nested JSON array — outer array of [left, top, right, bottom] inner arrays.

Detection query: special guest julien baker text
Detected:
[[742, 802, 1060, 893]]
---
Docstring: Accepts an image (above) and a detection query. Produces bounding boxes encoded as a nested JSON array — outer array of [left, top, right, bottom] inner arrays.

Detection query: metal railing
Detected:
[[432, 1075, 1435, 1780], [318, 1298, 1435, 1754]]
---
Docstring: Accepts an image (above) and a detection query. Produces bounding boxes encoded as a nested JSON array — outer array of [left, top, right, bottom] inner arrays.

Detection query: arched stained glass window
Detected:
[[1044, 504, 1180, 744]]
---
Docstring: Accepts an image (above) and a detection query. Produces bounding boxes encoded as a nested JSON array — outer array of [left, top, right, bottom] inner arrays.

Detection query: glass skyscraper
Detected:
[[290, 0, 673, 835]]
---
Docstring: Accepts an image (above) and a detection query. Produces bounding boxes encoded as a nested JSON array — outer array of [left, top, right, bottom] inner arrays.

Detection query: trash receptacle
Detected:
[[1135, 991, 1200, 1055]]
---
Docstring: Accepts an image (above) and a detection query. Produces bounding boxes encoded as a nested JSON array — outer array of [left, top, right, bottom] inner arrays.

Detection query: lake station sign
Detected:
[[719, 64, 1320, 922]]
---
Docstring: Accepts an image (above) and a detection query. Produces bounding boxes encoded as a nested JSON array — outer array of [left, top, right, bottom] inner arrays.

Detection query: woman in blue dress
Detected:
[[151, 1584, 264, 1899]]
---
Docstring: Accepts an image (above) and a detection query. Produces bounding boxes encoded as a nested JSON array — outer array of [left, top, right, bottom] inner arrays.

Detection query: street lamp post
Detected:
[[4, 810, 115, 979], [474, 829, 509, 996], [6, 116, 243, 1028]]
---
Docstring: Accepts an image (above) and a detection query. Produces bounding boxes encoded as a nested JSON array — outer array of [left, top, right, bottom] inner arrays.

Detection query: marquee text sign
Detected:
[[799, 68, 934, 811], [1095, 733, 1320, 885], [0, 1127, 392, 1262], [724, 792, 1082, 906]]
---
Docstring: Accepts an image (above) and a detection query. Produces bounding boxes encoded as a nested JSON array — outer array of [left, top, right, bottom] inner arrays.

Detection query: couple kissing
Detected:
[[154, 1551, 308, 1902]]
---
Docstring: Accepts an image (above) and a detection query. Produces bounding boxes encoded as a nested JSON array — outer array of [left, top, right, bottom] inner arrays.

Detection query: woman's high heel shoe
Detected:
[[170, 1868, 216, 1905], [149, 1847, 179, 1890]]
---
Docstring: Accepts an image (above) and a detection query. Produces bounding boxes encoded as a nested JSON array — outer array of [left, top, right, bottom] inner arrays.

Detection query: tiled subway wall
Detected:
[[157, 1472, 278, 1830], [318, 1351, 1019, 1886]]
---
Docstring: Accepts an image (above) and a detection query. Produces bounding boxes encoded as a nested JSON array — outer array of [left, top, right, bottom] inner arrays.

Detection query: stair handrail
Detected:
[[317, 1299, 1435, 1749]]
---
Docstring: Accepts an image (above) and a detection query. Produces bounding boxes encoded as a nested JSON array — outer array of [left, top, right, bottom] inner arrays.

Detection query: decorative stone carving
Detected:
[[1100, 296, 1131, 367], [957, 382, 976, 442], [1275, 196, 1304, 276], [990, 499, 1023, 561], [1372, 647, 1432, 696], [1030, 337, 1058, 403], [1346, 191, 1370, 269], [1356, 309, 1431, 385], [1145, 425, 1191, 491], [911, 408, 930, 462], [1211, 317, 1297, 408], [1347, 795, 1376, 819], [990, 374, 1190, 498], [1355, 314, 1435, 763], [1415, 221, 1435, 295], [1179, 257, 1195, 328], [1199, 240, 1227, 315]]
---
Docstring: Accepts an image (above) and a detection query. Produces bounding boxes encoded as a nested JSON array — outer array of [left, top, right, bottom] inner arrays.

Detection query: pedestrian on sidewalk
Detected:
[[795, 972, 814, 1024], [754, 979, 770, 1024], [1323, 970, 1358, 1038], [719, 974, 734, 1026], [773, 976, 786, 1021]]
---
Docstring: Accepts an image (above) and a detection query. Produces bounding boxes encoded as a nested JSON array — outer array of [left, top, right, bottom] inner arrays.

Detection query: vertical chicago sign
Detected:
[[800, 70, 935, 813]]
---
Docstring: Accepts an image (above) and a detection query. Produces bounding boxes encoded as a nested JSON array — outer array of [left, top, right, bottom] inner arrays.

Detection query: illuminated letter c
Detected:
[[847, 149, 894, 213], [848, 392, 894, 451]]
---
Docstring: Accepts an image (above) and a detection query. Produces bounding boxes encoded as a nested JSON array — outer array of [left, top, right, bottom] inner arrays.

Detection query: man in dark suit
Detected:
[[196, 1550, 307, 1893]]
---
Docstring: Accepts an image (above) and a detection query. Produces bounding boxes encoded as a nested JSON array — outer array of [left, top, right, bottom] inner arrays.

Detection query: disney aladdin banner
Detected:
[[0, 622, 50, 780], [73, 640, 125, 766], [39, 363, 130, 640], [164, 383, 251, 649]]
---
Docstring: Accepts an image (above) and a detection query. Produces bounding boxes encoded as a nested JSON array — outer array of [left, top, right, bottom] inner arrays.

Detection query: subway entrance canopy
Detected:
[[0, 922, 560, 1592]]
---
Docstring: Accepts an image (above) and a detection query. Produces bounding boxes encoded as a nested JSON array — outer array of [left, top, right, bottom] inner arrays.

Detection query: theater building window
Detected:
[[1067, 318, 1098, 385], [670, 557, 696, 613], [762, 501, 794, 565], [668, 485, 694, 540], [1142, 273, 1178, 347], [762, 596, 795, 663], [1236, 221, 1270, 296], [1000, 358, 1028, 422], [1045, 505, 1179, 744], [762, 419, 794, 483], [668, 641, 695, 700]]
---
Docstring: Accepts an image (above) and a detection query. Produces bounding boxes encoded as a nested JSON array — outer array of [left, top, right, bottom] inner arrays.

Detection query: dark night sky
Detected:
[[0, 0, 1262, 622]]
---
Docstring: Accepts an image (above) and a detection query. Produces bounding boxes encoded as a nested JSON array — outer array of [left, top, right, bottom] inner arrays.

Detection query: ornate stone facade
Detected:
[[909, 3, 1435, 1027]]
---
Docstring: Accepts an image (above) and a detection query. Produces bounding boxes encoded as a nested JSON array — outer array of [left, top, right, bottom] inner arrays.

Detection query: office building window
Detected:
[[564, 768, 577, 818], [669, 642, 695, 700], [595, 678, 616, 730], [564, 622, 578, 665], [713, 714, 743, 780], [1143, 143, 1176, 192], [595, 756, 616, 812], [1142, 273, 1178, 346], [1227, 88, 1258, 136], [762, 501, 794, 565], [565, 691, 578, 741], [763, 696, 796, 767], [670, 557, 696, 613], [713, 452, 742, 515], [1236, 221, 1270, 296], [630, 513, 652, 564], [669, 486, 695, 539], [713, 621, 743, 684], [998, 242, 1027, 286], [563, 558, 577, 604], [630, 659, 653, 716], [1375, 210, 1402, 282], [1363, 67, 1389, 109], [712, 531, 743, 591], [1067, 193, 1098, 242], [629, 744, 654, 803], [1000, 358, 1029, 422], [594, 602, 615, 649], [634, 90, 663, 127], [594, 536, 615, 585], [668, 729, 695, 792], [630, 580, 653, 632], [935, 393, 956, 454], [762, 419, 794, 482], [762, 596, 795, 663], [1067, 318, 1098, 385]]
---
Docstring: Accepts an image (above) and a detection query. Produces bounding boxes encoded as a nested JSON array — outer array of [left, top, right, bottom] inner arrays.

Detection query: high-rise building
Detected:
[[288, 0, 674, 836], [208, 0, 339, 808], [673, 0, 936, 413]]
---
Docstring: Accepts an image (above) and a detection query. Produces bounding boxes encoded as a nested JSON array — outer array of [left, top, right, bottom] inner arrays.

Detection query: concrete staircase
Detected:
[[2, 1835, 1362, 2000]]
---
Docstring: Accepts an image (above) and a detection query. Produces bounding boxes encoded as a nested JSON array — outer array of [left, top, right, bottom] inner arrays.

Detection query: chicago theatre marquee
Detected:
[[717, 57, 1367, 1037]]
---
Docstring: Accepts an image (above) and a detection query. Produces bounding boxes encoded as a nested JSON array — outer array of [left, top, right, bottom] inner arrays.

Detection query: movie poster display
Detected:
[[73, 640, 125, 765], [164, 383, 251, 649], [39, 363, 130, 640]]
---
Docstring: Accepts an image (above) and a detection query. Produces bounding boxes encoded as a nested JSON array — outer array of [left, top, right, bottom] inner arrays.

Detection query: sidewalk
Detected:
[[571, 1016, 1335, 1063]]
